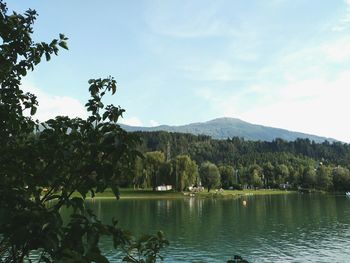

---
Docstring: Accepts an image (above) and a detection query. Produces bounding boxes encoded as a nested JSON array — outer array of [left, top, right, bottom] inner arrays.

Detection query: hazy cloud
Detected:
[[195, 32, 350, 142], [22, 81, 87, 121], [149, 120, 160, 127], [331, 0, 350, 32], [120, 116, 143, 127], [241, 71, 350, 142]]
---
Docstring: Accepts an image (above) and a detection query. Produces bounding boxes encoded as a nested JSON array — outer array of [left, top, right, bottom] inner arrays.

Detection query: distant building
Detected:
[[156, 185, 172, 191]]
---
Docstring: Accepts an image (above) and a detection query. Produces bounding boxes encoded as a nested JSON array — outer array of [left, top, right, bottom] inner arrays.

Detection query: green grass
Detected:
[[195, 189, 293, 198], [85, 188, 294, 199], [95, 188, 183, 199]]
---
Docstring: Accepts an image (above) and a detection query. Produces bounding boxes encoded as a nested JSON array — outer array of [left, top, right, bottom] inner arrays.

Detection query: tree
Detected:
[[219, 164, 235, 188], [132, 156, 145, 189], [173, 155, 198, 191], [333, 166, 350, 191], [248, 164, 263, 188], [275, 164, 289, 185], [0, 2, 168, 262], [263, 162, 274, 187], [158, 161, 173, 186], [199, 161, 221, 192], [288, 165, 301, 187], [316, 165, 332, 190], [302, 166, 317, 188], [144, 151, 165, 190]]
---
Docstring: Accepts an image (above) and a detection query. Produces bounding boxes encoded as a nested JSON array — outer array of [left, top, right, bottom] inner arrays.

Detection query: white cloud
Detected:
[[120, 116, 143, 127], [322, 37, 350, 62], [330, 0, 350, 32], [119, 117, 159, 127], [196, 52, 350, 142], [23, 81, 147, 128], [201, 75, 350, 142], [242, 71, 350, 142], [149, 120, 159, 127], [331, 25, 347, 32], [22, 81, 87, 121]]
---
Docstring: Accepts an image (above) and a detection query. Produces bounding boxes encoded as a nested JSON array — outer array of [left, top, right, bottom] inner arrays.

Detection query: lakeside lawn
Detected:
[[86, 188, 294, 199]]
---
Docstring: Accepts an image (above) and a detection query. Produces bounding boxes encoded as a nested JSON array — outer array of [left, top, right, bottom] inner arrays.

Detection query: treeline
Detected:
[[128, 151, 222, 192], [118, 131, 350, 192]]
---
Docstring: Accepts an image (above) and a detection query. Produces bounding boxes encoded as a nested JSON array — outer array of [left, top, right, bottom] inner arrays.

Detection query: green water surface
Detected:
[[80, 194, 350, 262]]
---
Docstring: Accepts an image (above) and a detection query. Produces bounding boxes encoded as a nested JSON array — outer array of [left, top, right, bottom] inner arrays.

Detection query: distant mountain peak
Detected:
[[205, 117, 251, 125], [120, 117, 336, 143]]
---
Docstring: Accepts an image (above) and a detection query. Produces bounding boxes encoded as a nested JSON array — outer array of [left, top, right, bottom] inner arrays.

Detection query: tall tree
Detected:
[[219, 164, 235, 188], [275, 164, 289, 185], [133, 156, 145, 189], [248, 164, 263, 188], [316, 165, 332, 190], [302, 166, 317, 188], [173, 155, 198, 191], [263, 162, 274, 187], [158, 161, 173, 186], [200, 161, 221, 192], [333, 166, 350, 191], [144, 151, 165, 190]]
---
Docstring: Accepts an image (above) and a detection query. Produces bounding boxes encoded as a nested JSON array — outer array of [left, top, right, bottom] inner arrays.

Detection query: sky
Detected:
[[7, 0, 350, 142]]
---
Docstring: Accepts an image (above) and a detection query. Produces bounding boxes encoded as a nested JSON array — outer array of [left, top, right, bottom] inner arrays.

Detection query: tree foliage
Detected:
[[200, 162, 220, 192], [248, 164, 263, 188], [0, 2, 168, 262], [218, 165, 235, 189], [333, 166, 350, 191], [130, 131, 350, 192], [173, 155, 199, 191], [144, 151, 166, 190]]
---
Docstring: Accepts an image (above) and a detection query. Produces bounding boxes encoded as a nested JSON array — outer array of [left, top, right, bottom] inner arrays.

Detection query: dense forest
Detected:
[[120, 131, 350, 192]]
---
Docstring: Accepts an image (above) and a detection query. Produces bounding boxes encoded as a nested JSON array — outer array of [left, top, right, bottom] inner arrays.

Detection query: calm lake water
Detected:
[[78, 194, 350, 262]]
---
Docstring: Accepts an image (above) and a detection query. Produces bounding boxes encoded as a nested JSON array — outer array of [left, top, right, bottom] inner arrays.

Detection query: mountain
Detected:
[[120, 117, 336, 143]]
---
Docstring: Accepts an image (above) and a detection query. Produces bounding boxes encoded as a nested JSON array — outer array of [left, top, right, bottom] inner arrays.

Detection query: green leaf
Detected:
[[59, 41, 68, 50], [45, 52, 51, 61], [45, 194, 61, 201], [30, 106, 37, 115]]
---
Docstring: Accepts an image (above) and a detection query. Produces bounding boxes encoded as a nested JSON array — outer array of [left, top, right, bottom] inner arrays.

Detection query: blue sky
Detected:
[[8, 0, 350, 142]]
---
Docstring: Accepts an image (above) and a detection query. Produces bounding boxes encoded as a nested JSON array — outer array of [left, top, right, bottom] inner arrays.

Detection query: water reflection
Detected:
[[76, 194, 350, 262]]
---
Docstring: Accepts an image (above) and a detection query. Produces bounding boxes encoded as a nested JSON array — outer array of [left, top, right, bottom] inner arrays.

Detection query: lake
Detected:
[[83, 194, 350, 262]]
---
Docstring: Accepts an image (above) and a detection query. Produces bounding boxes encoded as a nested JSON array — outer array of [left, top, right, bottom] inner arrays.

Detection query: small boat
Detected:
[[346, 192, 350, 197]]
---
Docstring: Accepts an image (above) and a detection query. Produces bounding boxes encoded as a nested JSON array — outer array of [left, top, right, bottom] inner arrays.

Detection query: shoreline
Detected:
[[82, 188, 295, 200]]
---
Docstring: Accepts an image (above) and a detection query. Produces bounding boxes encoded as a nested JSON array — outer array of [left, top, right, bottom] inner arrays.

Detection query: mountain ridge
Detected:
[[120, 117, 337, 143]]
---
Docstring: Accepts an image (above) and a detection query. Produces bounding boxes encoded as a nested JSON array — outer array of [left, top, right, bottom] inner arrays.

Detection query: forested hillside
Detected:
[[123, 131, 350, 192], [135, 131, 349, 166]]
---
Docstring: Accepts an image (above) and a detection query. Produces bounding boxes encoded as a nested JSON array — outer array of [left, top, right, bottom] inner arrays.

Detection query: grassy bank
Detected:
[[87, 188, 294, 199], [195, 189, 293, 198]]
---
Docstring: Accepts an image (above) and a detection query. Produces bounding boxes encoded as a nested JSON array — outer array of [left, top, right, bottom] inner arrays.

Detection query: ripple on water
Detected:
[[50, 195, 350, 263]]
